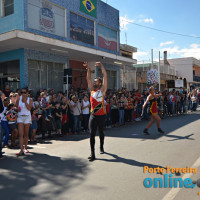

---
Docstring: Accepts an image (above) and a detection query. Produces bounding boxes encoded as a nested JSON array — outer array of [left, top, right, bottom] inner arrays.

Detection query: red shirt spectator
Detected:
[[198, 92, 200, 100], [106, 102, 110, 114]]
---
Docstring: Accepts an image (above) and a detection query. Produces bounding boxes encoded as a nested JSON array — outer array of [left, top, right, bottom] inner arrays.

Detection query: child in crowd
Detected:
[[6, 103, 18, 148], [30, 109, 38, 143], [40, 92, 50, 121]]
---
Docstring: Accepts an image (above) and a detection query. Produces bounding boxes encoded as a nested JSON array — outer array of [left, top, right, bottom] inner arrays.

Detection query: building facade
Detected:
[[0, 0, 136, 92], [168, 57, 200, 90], [135, 62, 177, 91]]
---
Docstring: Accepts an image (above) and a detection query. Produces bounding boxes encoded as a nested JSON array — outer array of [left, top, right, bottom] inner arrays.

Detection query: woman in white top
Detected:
[[191, 93, 197, 111], [16, 88, 33, 156], [81, 95, 90, 132]]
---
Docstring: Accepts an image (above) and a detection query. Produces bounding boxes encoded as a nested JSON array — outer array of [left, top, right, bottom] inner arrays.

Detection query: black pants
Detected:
[[111, 109, 118, 125], [68, 113, 74, 133], [127, 109, 133, 122], [83, 114, 90, 131], [89, 114, 106, 152]]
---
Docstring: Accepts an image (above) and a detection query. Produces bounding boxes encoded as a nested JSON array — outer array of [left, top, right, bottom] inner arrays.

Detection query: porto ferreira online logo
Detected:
[[80, 0, 97, 18]]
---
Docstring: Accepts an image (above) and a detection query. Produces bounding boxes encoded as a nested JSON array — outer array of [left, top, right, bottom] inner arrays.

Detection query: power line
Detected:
[[120, 19, 200, 39]]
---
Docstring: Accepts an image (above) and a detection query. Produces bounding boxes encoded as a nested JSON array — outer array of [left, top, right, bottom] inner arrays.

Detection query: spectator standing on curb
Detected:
[[118, 96, 125, 126], [1, 98, 10, 148], [82, 95, 90, 133], [70, 96, 82, 134], [16, 88, 33, 156], [105, 98, 111, 128], [0, 92, 5, 159], [54, 102, 62, 136]]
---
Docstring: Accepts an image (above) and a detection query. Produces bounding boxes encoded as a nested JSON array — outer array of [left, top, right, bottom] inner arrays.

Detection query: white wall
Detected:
[[168, 58, 193, 83]]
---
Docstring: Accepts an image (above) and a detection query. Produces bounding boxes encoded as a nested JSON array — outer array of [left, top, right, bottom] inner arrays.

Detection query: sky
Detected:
[[101, 0, 200, 63]]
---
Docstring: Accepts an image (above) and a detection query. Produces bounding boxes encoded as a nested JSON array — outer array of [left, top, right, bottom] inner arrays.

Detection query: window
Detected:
[[98, 69, 117, 90], [2, 0, 14, 17], [70, 12, 94, 45], [28, 60, 64, 93]]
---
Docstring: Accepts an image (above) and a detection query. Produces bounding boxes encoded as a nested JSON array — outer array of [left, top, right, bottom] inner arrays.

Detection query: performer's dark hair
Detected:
[[94, 77, 102, 85]]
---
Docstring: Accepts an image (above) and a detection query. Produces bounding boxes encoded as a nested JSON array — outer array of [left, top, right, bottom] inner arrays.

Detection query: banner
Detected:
[[70, 12, 94, 45], [80, 0, 97, 18], [147, 69, 159, 85], [175, 79, 183, 88], [98, 24, 118, 52]]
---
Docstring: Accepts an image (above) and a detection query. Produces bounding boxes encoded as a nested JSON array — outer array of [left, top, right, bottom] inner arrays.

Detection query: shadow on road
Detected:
[[105, 112, 200, 140], [97, 152, 166, 170], [97, 152, 181, 176], [0, 153, 89, 200], [164, 133, 195, 142]]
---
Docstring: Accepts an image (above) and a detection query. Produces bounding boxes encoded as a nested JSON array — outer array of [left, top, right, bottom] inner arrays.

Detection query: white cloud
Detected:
[[161, 43, 200, 59], [143, 18, 154, 24], [120, 15, 134, 30], [138, 16, 154, 24], [134, 51, 149, 60], [120, 15, 154, 30], [160, 40, 174, 47]]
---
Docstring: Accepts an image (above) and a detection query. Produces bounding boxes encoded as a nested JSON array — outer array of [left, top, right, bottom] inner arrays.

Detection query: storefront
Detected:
[[0, 0, 136, 92], [28, 60, 65, 93], [0, 60, 20, 91]]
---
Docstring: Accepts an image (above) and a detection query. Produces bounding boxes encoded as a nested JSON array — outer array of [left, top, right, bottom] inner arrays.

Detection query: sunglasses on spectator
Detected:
[[10, 95, 16, 97], [21, 91, 26, 94]]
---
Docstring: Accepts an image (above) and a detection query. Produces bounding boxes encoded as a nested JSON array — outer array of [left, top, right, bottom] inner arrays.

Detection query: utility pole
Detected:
[[158, 51, 161, 91], [125, 32, 127, 44], [151, 49, 153, 69]]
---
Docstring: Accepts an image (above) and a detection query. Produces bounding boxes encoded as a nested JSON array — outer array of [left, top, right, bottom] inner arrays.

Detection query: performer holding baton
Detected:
[[143, 86, 164, 135], [85, 62, 107, 161]]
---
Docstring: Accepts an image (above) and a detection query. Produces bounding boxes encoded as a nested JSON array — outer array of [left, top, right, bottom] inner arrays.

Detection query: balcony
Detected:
[[135, 63, 176, 76], [193, 75, 200, 82]]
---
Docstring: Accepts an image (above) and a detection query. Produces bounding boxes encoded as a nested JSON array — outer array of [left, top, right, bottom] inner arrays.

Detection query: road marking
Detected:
[[28, 145, 46, 149], [162, 156, 200, 200]]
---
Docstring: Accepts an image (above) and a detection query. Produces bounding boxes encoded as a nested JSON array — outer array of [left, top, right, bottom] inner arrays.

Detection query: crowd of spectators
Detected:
[[0, 84, 199, 158]]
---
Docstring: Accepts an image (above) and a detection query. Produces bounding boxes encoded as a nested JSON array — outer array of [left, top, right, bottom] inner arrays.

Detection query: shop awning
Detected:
[[0, 30, 137, 67]]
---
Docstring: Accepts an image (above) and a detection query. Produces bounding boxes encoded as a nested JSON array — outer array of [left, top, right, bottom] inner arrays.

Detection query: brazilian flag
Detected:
[[80, 0, 97, 18]]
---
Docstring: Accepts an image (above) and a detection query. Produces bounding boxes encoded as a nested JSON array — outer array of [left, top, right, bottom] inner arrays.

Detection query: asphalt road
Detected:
[[1, 110, 200, 200]]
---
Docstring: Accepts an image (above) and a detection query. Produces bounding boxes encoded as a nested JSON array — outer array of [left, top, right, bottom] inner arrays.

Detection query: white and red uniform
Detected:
[[90, 89, 106, 116]]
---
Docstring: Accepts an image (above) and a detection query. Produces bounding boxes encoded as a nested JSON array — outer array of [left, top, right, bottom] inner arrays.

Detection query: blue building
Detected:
[[0, 0, 136, 92]]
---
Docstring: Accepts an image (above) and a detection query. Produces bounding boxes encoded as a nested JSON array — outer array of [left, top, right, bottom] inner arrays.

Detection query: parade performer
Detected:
[[85, 61, 107, 162], [143, 86, 165, 135]]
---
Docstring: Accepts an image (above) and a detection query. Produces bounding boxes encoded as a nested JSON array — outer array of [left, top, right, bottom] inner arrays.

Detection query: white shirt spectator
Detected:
[[70, 100, 81, 116], [82, 100, 90, 115]]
